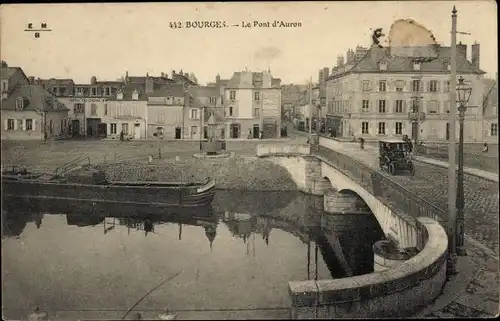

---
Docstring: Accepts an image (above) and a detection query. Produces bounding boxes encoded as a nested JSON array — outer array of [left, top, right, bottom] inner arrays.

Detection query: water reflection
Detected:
[[2, 191, 383, 280]]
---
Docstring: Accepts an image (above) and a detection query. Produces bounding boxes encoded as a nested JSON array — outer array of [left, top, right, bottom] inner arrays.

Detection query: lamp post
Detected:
[[456, 76, 471, 256], [447, 5, 458, 276]]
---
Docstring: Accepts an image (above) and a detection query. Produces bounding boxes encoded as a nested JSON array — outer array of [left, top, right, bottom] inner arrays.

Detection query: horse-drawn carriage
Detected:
[[378, 139, 415, 176]]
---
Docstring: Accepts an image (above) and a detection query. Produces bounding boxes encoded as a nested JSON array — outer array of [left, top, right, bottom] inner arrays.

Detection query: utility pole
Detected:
[[447, 5, 458, 276], [308, 77, 312, 143]]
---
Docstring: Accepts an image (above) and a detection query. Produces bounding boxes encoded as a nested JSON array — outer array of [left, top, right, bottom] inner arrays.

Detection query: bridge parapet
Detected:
[[289, 216, 448, 318], [257, 144, 311, 157]]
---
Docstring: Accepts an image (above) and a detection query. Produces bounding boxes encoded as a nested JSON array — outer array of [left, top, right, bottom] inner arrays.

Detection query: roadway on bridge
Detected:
[[313, 140, 499, 256]]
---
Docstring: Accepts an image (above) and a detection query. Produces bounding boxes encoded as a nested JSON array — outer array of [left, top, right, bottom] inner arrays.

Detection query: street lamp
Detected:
[[455, 75, 472, 256]]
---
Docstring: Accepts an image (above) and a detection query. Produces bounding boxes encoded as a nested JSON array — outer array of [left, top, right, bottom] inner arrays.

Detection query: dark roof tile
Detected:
[[1, 84, 69, 112]]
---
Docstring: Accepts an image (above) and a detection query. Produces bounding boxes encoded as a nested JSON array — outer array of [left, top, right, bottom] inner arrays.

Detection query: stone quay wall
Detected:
[[289, 216, 448, 319]]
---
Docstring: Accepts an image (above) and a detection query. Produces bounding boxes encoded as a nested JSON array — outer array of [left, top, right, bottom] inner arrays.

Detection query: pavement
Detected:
[[309, 134, 499, 318]]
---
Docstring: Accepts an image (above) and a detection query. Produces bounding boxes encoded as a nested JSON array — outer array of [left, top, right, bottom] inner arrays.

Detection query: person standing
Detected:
[[119, 130, 124, 142]]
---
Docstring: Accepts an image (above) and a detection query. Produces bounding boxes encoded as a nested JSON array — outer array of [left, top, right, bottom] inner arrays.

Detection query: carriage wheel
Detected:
[[388, 163, 396, 175], [408, 162, 416, 176]]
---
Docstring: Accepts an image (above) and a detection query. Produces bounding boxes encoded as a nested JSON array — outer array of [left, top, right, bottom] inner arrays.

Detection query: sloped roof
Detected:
[[149, 83, 185, 97], [327, 45, 485, 81], [1, 84, 69, 112], [188, 85, 218, 97], [1, 67, 23, 81], [108, 83, 148, 101], [40, 78, 75, 86]]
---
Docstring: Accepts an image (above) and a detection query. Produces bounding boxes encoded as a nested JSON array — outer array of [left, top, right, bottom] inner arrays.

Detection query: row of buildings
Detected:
[[289, 42, 498, 143], [1, 63, 283, 141]]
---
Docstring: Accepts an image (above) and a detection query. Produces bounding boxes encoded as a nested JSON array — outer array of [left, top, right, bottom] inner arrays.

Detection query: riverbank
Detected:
[[97, 156, 299, 191]]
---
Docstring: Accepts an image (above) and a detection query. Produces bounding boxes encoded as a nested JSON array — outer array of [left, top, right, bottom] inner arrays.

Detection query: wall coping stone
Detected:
[[289, 216, 448, 307]]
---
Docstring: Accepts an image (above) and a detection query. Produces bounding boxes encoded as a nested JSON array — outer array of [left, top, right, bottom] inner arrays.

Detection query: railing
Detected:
[[54, 155, 91, 176], [415, 144, 498, 173], [315, 145, 448, 228]]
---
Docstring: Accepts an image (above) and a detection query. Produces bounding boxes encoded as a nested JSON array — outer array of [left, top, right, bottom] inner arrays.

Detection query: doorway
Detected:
[[134, 123, 141, 139], [97, 123, 107, 138], [231, 124, 240, 139], [87, 125, 93, 137], [175, 126, 182, 139], [71, 120, 80, 136], [252, 124, 260, 138], [446, 122, 450, 141]]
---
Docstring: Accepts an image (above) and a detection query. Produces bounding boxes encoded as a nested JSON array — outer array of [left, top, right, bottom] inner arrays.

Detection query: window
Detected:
[[15, 97, 24, 110], [362, 121, 369, 134], [395, 100, 404, 113], [76, 87, 83, 96], [230, 91, 236, 100], [122, 123, 129, 135], [74, 103, 84, 114], [412, 80, 420, 92], [378, 122, 386, 135], [7, 119, 14, 130], [17, 119, 23, 130], [26, 119, 33, 130], [132, 90, 139, 100], [379, 81, 387, 92], [362, 80, 371, 92], [411, 99, 420, 113], [117, 90, 123, 100], [104, 103, 108, 116], [413, 62, 421, 71], [362, 100, 370, 113], [1, 80, 7, 92], [447, 63, 451, 71], [52, 87, 58, 95], [254, 107, 260, 117], [90, 103, 97, 116], [429, 80, 438, 93], [91, 87, 97, 96], [428, 100, 439, 114], [191, 126, 198, 135], [190, 108, 199, 119], [209, 96, 216, 104], [444, 81, 450, 92], [395, 80, 404, 92], [254, 91, 260, 101], [378, 100, 386, 113], [229, 106, 233, 116], [395, 122, 403, 135], [491, 123, 498, 136], [105, 87, 111, 96], [379, 61, 387, 71], [110, 123, 117, 134]]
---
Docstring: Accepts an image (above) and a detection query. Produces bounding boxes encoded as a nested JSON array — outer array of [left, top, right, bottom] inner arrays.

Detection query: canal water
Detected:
[[2, 191, 384, 318]]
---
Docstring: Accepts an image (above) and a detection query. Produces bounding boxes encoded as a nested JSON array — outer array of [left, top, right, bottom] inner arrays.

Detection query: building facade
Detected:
[[481, 74, 498, 144], [222, 70, 282, 139], [325, 42, 487, 142], [147, 84, 185, 139]]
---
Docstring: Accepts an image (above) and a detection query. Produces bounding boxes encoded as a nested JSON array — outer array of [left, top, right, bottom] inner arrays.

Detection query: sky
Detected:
[[1, 1, 497, 85]]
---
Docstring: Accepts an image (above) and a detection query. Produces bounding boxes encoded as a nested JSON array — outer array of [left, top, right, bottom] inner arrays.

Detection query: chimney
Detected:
[[146, 77, 154, 94], [91, 76, 97, 85], [146, 72, 149, 77], [172, 70, 176, 77], [457, 41, 467, 59], [471, 42, 480, 69], [337, 55, 344, 67], [161, 72, 165, 78], [29, 76, 35, 84], [323, 67, 330, 82], [216, 74, 221, 84], [179, 70, 183, 76], [346, 49, 355, 63]]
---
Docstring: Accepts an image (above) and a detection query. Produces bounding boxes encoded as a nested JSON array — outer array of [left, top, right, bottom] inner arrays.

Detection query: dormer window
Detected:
[[132, 90, 139, 100], [413, 62, 421, 71], [76, 87, 83, 96], [117, 89, 123, 100], [15, 97, 24, 111], [379, 60, 388, 71]]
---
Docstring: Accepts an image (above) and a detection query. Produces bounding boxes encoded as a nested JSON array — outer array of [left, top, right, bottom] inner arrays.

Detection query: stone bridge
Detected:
[[257, 142, 450, 318], [258, 144, 431, 249]]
